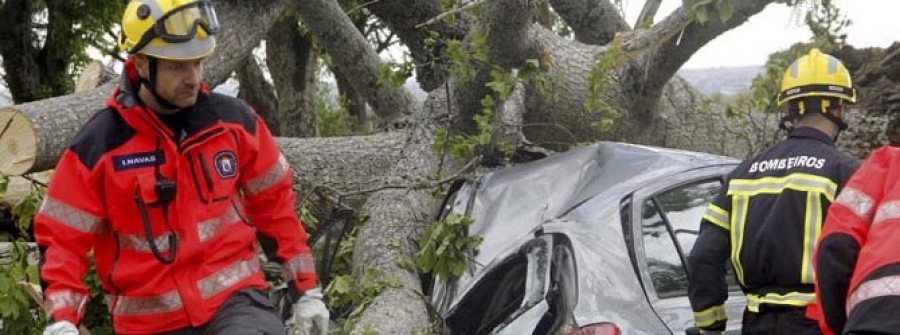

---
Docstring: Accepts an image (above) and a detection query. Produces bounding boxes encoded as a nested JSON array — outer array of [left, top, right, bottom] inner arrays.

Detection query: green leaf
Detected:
[[0, 176, 8, 194], [717, 1, 736, 23]]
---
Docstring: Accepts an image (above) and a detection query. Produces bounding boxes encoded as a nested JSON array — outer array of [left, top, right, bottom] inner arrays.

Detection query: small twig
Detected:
[[511, 121, 579, 143], [346, 0, 382, 16], [414, 0, 486, 29], [21, 174, 48, 188], [342, 156, 480, 197]]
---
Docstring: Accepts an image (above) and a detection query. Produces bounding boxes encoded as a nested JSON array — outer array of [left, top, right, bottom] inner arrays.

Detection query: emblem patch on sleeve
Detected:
[[213, 151, 238, 179]]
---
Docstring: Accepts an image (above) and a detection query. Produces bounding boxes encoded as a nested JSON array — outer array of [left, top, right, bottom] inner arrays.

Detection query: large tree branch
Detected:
[[365, 0, 471, 91], [295, 0, 417, 122], [629, 0, 775, 110], [266, 11, 318, 137], [351, 87, 455, 334], [453, 0, 543, 134], [549, 0, 630, 45], [636, 0, 662, 27], [0, 0, 290, 176], [236, 55, 280, 135]]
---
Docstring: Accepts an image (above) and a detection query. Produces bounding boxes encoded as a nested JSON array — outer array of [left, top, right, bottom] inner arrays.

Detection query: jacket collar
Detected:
[[789, 127, 835, 146], [108, 59, 217, 139]]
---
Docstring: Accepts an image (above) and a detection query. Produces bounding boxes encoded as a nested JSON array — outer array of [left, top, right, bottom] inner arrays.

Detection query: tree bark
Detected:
[[295, 0, 417, 123], [549, 0, 630, 45], [0, 0, 290, 176], [637, 0, 663, 27], [365, 0, 471, 91], [236, 55, 281, 135], [267, 13, 318, 137], [332, 64, 370, 132]]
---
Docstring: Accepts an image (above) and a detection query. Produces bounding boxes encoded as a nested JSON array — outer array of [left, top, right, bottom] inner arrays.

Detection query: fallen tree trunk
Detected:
[[0, 0, 288, 176]]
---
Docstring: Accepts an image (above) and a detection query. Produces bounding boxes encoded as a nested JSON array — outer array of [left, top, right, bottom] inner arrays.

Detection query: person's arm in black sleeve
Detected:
[[815, 234, 860, 333], [688, 196, 732, 331], [814, 151, 886, 334]]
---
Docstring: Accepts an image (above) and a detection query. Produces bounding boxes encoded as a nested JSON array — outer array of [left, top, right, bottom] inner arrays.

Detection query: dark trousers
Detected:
[[165, 289, 286, 335], [742, 306, 822, 335]]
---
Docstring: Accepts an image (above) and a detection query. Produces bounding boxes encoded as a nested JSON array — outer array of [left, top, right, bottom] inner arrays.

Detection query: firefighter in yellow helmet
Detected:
[[40, 1, 328, 334], [686, 48, 861, 334]]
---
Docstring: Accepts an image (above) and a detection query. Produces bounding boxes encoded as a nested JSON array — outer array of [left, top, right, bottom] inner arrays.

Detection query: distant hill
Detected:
[[0, 66, 759, 107], [678, 66, 762, 97]]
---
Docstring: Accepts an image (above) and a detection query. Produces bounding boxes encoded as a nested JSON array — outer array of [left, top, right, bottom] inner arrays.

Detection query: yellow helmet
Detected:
[[119, 0, 219, 60], [776, 48, 857, 107]]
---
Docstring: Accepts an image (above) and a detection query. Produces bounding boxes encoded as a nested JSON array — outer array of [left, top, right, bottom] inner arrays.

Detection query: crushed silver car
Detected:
[[430, 142, 746, 334]]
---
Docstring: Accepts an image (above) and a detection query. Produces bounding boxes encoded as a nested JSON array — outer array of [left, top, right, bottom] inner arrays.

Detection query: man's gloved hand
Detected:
[[43, 321, 79, 335], [288, 287, 329, 335]]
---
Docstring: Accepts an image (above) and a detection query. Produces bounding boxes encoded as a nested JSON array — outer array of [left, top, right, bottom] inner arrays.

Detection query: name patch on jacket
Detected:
[[113, 151, 164, 171], [749, 155, 825, 173], [214, 150, 237, 179]]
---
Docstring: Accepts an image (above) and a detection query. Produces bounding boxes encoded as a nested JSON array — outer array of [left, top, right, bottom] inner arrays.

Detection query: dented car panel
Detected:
[[431, 142, 745, 334]]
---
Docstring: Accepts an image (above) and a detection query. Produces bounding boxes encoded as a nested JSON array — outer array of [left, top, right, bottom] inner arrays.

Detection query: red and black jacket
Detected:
[[813, 145, 900, 334], [34, 60, 317, 334]]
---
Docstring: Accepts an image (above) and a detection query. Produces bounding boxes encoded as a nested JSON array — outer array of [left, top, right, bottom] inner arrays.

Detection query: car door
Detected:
[[630, 166, 746, 334]]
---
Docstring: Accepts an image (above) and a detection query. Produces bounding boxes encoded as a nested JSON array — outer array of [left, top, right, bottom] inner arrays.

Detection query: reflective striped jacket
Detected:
[[34, 61, 317, 334], [687, 127, 859, 331], [813, 145, 900, 334]]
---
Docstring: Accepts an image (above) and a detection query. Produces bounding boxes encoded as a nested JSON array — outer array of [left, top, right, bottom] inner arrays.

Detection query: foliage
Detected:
[[318, 215, 395, 334], [584, 40, 624, 133], [376, 61, 414, 89], [0, 242, 44, 335], [316, 83, 354, 137], [0, 0, 125, 103], [0, 177, 112, 333], [0, 177, 46, 334], [805, 0, 851, 48], [413, 214, 482, 281], [682, 0, 736, 24]]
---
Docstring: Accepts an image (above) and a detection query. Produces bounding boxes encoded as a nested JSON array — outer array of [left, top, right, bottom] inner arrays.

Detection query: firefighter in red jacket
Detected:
[[813, 142, 900, 334], [37, 1, 327, 334]]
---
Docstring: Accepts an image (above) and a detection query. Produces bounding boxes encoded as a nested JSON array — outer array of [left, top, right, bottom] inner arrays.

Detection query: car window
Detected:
[[445, 254, 528, 335], [656, 180, 721, 257], [642, 179, 733, 298], [641, 199, 689, 298]]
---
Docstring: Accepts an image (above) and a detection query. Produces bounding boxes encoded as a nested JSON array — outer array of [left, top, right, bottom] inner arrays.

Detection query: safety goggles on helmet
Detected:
[[128, 0, 219, 54]]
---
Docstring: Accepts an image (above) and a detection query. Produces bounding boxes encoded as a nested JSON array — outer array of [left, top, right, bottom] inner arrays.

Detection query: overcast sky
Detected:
[[624, 0, 900, 69]]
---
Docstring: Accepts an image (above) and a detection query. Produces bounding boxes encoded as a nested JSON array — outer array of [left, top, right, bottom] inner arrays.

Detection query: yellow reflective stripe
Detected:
[[693, 305, 727, 327], [730, 195, 749, 286], [801, 192, 822, 284], [702, 204, 730, 230], [728, 173, 837, 202], [746, 292, 815, 312]]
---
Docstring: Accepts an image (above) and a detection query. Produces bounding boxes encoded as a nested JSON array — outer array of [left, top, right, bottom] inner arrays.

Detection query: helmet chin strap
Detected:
[[139, 57, 182, 111], [779, 109, 848, 142]]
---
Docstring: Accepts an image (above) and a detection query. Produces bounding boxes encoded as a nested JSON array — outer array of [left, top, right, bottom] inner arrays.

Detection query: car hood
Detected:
[[444, 142, 736, 306]]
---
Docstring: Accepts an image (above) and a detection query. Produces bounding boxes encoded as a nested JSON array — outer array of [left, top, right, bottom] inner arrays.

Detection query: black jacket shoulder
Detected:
[[69, 107, 135, 170], [208, 93, 257, 135]]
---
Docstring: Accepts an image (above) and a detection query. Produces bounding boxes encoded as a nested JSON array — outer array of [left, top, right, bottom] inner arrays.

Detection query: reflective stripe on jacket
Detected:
[[34, 59, 317, 334]]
